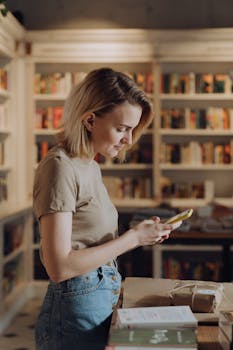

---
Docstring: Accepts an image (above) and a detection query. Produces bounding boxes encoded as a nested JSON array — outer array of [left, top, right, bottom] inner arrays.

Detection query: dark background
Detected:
[[6, 0, 233, 30]]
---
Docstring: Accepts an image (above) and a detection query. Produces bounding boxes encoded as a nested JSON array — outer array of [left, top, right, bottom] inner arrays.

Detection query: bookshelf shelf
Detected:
[[143, 129, 153, 135], [3, 245, 26, 265], [0, 129, 11, 136], [160, 93, 233, 101], [3, 282, 27, 309], [34, 94, 67, 101], [0, 165, 11, 173], [112, 198, 157, 208], [34, 128, 60, 135], [100, 163, 153, 170], [0, 203, 31, 221], [163, 198, 210, 208], [161, 164, 233, 170], [214, 197, 233, 208], [0, 90, 10, 101], [160, 129, 233, 136]]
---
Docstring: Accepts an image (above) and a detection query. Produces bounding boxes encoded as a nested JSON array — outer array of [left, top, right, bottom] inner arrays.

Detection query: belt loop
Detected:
[[113, 258, 118, 269], [98, 266, 103, 276]]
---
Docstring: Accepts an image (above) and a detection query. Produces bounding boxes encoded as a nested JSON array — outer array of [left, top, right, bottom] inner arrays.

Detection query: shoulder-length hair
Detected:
[[58, 67, 153, 160]]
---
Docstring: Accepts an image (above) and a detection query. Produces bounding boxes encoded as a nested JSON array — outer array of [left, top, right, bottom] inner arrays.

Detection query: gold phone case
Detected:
[[165, 209, 193, 224]]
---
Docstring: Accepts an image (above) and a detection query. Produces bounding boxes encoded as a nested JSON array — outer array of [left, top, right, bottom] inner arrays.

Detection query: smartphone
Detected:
[[164, 209, 193, 224]]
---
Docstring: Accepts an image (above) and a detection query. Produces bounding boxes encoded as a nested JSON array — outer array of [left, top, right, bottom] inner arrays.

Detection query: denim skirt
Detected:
[[35, 261, 121, 350]]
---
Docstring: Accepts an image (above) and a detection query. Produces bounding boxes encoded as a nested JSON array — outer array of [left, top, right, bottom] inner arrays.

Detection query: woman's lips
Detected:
[[114, 145, 122, 150]]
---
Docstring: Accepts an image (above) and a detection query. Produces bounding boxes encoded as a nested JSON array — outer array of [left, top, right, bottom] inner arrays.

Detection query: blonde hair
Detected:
[[58, 67, 153, 160]]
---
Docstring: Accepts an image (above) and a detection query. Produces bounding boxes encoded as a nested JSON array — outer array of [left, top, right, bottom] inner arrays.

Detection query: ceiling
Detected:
[[6, 0, 233, 30]]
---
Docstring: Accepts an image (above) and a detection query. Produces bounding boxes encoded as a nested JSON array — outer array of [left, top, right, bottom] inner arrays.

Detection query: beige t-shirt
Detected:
[[33, 146, 118, 250]]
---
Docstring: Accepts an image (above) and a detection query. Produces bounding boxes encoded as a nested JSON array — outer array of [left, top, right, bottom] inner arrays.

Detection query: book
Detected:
[[196, 74, 213, 93], [116, 306, 197, 329], [214, 74, 227, 93], [107, 327, 197, 349], [219, 310, 233, 342]]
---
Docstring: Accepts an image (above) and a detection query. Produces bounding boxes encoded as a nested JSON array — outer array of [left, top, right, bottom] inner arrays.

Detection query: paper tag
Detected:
[[196, 289, 215, 295]]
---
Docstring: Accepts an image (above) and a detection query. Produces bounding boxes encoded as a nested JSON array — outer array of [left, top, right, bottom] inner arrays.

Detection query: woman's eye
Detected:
[[117, 128, 126, 132]]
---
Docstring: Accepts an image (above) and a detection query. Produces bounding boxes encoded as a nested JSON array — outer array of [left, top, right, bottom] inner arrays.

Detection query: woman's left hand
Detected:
[[147, 216, 182, 244]]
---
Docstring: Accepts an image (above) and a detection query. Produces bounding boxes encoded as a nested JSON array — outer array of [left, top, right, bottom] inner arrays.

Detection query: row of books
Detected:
[[126, 72, 154, 94], [34, 71, 154, 96], [103, 176, 153, 199], [34, 71, 87, 95], [3, 253, 24, 298], [3, 219, 25, 256], [106, 305, 198, 349], [161, 72, 233, 94], [35, 106, 63, 129], [162, 256, 221, 281], [0, 68, 8, 91], [36, 141, 152, 165], [34, 105, 233, 131], [95, 143, 153, 165], [0, 176, 7, 203], [160, 141, 233, 165], [161, 107, 233, 130], [124, 143, 153, 164], [33, 70, 233, 95], [160, 179, 214, 200], [0, 103, 9, 129]]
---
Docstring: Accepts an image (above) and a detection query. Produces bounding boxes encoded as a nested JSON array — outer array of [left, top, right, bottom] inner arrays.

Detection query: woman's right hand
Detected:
[[131, 217, 182, 247]]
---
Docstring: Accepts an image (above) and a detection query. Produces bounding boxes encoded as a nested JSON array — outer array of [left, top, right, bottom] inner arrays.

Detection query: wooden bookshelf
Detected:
[[0, 12, 35, 334]]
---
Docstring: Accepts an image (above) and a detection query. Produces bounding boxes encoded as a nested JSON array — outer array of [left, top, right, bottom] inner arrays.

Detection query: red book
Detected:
[[53, 107, 63, 129]]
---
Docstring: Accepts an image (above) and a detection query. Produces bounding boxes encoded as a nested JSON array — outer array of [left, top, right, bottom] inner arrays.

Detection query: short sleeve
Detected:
[[33, 155, 78, 220]]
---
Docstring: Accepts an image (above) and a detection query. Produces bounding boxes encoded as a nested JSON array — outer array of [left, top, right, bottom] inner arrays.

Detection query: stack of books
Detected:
[[219, 310, 233, 350], [106, 305, 198, 349]]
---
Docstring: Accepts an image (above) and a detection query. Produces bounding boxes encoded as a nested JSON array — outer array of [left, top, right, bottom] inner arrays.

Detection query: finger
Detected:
[[151, 216, 160, 223], [155, 237, 164, 244], [155, 233, 170, 244], [159, 229, 171, 236], [171, 221, 183, 230], [161, 234, 170, 240], [143, 219, 155, 225], [161, 224, 173, 231]]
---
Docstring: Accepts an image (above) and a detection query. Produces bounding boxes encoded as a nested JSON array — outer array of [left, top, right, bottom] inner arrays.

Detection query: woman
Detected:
[[33, 68, 181, 350]]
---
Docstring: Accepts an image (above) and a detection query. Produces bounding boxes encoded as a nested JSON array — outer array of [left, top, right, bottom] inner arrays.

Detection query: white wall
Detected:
[[6, 0, 233, 30]]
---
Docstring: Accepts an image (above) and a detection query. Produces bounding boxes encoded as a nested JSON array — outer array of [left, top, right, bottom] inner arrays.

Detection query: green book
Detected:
[[107, 327, 197, 349]]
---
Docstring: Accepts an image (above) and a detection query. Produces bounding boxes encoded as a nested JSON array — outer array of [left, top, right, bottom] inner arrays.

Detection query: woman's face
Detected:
[[90, 101, 142, 158]]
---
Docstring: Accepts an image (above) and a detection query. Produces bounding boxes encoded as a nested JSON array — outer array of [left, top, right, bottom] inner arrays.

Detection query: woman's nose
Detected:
[[122, 131, 132, 145]]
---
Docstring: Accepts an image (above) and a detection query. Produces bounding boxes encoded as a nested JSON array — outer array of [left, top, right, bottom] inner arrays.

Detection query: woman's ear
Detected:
[[82, 113, 96, 132]]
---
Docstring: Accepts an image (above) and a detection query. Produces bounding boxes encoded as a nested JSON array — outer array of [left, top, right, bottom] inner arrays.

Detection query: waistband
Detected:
[[49, 259, 118, 290]]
